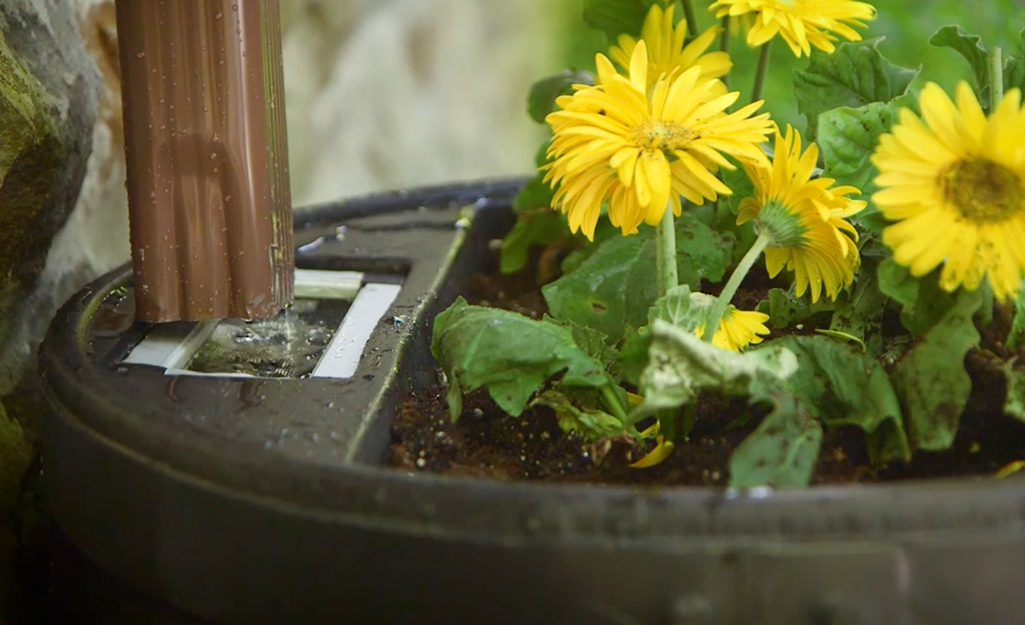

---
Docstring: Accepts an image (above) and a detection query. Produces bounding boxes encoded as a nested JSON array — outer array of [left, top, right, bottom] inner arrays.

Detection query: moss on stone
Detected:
[[0, 29, 66, 292]]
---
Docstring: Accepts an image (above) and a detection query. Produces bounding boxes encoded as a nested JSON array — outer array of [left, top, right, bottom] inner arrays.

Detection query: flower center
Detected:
[[630, 119, 697, 153], [755, 198, 808, 249], [944, 158, 1024, 222]]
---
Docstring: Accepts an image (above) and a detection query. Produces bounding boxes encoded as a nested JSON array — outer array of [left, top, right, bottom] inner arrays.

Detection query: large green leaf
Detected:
[[818, 93, 918, 202], [634, 320, 798, 419], [728, 395, 823, 489], [543, 213, 733, 342], [891, 291, 982, 451], [527, 71, 594, 123], [581, 0, 661, 40], [432, 298, 609, 419], [759, 336, 910, 464], [876, 259, 961, 337], [794, 39, 919, 140], [928, 26, 988, 90]]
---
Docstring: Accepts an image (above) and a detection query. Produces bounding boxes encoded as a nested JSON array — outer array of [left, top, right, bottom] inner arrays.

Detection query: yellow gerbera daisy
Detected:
[[709, 0, 876, 57], [544, 42, 773, 240], [694, 306, 771, 351], [608, 3, 731, 90], [737, 125, 865, 302], [872, 82, 1025, 301]]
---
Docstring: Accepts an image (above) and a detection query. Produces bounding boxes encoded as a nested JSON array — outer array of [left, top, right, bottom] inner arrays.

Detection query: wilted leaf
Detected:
[[891, 291, 982, 451], [531, 390, 626, 439], [728, 396, 823, 489], [432, 298, 610, 419], [759, 336, 910, 464]]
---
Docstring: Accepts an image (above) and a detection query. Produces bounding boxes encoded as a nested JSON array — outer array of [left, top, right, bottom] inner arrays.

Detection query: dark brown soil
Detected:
[[388, 243, 1025, 486]]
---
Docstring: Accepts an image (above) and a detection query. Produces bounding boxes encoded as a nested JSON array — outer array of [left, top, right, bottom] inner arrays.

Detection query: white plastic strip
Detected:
[[311, 283, 402, 379], [293, 269, 363, 300], [122, 321, 218, 369]]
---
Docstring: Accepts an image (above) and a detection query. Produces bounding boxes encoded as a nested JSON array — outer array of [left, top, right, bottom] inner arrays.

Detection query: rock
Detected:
[[0, 0, 101, 395]]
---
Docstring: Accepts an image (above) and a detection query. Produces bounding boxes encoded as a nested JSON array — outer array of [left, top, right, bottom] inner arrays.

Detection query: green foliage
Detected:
[[542, 212, 733, 342], [876, 260, 961, 336], [794, 39, 919, 140], [527, 70, 594, 124], [929, 26, 989, 91], [1008, 281, 1025, 349], [432, 298, 610, 419], [891, 292, 982, 451], [500, 210, 569, 275], [818, 93, 917, 202], [581, 0, 664, 41], [531, 390, 626, 438], [634, 320, 799, 421], [758, 336, 911, 464], [757, 287, 837, 330], [728, 396, 823, 489]]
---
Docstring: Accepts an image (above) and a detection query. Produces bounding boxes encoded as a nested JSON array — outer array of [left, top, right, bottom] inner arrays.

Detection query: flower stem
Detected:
[[990, 46, 1004, 111], [720, 16, 731, 91], [656, 200, 679, 297], [681, 0, 698, 38], [601, 381, 629, 424], [751, 41, 771, 104], [703, 231, 771, 342]]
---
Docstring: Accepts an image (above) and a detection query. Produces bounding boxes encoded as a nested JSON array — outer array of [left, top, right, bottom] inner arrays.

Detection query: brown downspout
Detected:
[[115, 0, 294, 322]]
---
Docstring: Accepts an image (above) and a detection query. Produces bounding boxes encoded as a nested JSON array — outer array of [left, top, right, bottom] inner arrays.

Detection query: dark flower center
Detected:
[[945, 158, 1024, 222]]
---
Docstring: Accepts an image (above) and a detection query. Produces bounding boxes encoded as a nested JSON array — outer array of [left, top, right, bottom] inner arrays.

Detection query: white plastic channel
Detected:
[[120, 269, 400, 379], [309, 282, 402, 379]]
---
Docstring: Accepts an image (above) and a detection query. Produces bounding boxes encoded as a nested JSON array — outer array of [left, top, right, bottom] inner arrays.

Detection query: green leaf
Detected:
[[728, 396, 823, 489], [527, 71, 594, 123], [499, 209, 570, 275], [647, 284, 716, 329], [543, 212, 733, 342], [634, 320, 799, 419], [891, 291, 982, 451], [617, 326, 651, 387], [581, 0, 660, 41], [547, 316, 620, 371], [759, 336, 911, 464], [818, 93, 918, 200], [543, 233, 655, 341], [1007, 278, 1025, 349], [929, 26, 988, 91], [794, 39, 919, 140], [531, 389, 626, 439], [432, 298, 610, 419], [756, 287, 836, 330], [876, 260, 961, 336], [1003, 29, 1025, 97], [674, 210, 736, 286], [828, 257, 888, 355]]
